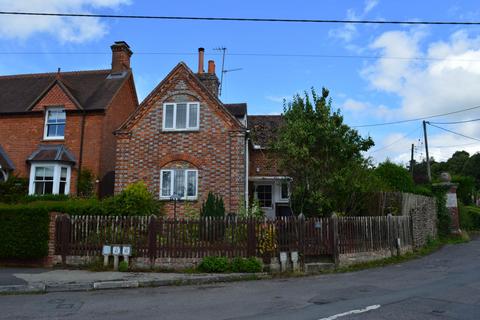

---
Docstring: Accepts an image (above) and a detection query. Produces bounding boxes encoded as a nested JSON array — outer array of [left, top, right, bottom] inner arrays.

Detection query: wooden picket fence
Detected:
[[55, 215, 412, 262]]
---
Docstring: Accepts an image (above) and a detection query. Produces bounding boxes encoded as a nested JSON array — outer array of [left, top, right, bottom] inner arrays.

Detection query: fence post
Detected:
[[148, 215, 157, 267], [387, 214, 395, 256], [247, 218, 256, 257], [59, 215, 71, 266], [332, 214, 339, 266]]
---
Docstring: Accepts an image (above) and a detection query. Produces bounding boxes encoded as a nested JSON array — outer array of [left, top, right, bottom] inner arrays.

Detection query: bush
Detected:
[[460, 205, 480, 231], [198, 256, 229, 273], [200, 192, 225, 217], [118, 260, 129, 272], [102, 181, 163, 216], [77, 168, 95, 198], [432, 187, 451, 237], [452, 175, 475, 205], [231, 257, 262, 273], [0, 206, 50, 259], [0, 176, 28, 204]]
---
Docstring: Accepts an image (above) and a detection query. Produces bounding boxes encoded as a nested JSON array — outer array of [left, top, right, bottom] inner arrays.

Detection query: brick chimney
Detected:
[[197, 48, 220, 96], [111, 41, 132, 72]]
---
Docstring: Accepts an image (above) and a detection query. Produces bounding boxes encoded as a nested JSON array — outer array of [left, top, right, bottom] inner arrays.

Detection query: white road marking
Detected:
[[318, 304, 381, 320]]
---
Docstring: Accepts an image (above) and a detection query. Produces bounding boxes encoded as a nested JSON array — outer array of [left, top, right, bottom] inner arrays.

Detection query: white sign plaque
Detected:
[[102, 245, 111, 256], [122, 245, 131, 256], [279, 252, 288, 263], [290, 251, 299, 262], [112, 245, 121, 256], [446, 193, 458, 208]]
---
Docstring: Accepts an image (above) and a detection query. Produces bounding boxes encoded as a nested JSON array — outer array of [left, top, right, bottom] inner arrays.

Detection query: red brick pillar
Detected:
[[44, 212, 61, 267]]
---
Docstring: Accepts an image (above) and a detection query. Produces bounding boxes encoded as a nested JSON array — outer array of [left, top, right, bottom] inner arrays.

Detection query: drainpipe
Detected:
[[76, 111, 86, 196], [245, 131, 250, 210]]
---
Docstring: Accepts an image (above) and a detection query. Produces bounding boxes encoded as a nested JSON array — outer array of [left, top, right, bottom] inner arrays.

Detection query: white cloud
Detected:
[[362, 29, 480, 163], [329, 0, 380, 43], [0, 0, 130, 43], [265, 95, 288, 103], [342, 98, 368, 111]]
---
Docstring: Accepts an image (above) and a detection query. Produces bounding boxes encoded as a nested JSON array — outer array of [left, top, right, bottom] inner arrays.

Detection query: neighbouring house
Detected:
[[0, 41, 139, 197], [115, 48, 291, 218]]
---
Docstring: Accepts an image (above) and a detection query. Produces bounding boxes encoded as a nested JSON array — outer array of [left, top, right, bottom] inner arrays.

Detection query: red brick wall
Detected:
[[0, 74, 137, 196], [249, 148, 282, 177], [115, 66, 246, 217]]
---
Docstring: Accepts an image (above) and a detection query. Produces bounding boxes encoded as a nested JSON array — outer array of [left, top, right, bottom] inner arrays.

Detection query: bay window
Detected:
[[163, 102, 199, 131], [28, 163, 71, 195], [160, 169, 198, 200]]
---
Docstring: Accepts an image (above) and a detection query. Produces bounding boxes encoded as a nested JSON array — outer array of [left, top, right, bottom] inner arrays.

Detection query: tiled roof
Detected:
[[0, 69, 130, 114], [0, 145, 14, 170], [247, 115, 284, 148], [224, 103, 247, 117], [27, 145, 76, 164]]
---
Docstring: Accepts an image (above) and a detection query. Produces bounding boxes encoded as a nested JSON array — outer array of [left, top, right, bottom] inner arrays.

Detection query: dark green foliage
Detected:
[[0, 176, 28, 204], [459, 205, 480, 231], [0, 206, 49, 259], [447, 151, 470, 175], [374, 161, 415, 193], [462, 153, 480, 189], [452, 175, 475, 205], [432, 187, 451, 237], [118, 260, 129, 272], [273, 88, 374, 216], [231, 257, 262, 273], [200, 192, 225, 217], [77, 168, 95, 198], [198, 256, 229, 273]]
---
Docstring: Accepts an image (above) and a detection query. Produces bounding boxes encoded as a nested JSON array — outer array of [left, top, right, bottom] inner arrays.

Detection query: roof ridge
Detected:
[[0, 69, 111, 79]]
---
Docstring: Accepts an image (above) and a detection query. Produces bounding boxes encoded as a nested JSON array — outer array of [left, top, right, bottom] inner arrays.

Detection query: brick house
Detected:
[[0, 41, 138, 197], [115, 49, 291, 218]]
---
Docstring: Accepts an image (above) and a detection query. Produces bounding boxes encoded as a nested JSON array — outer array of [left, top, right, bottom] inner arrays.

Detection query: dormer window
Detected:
[[44, 107, 66, 140], [163, 102, 199, 131]]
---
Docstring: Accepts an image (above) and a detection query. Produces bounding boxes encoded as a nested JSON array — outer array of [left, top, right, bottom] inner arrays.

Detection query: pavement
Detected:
[[0, 268, 260, 294], [1, 238, 480, 319]]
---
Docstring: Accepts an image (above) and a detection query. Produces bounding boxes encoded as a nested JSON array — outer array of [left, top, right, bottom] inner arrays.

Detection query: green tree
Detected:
[[374, 160, 415, 192], [273, 88, 374, 216], [447, 151, 470, 175], [463, 153, 480, 189]]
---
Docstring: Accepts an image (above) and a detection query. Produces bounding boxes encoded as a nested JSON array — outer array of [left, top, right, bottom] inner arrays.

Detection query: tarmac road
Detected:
[[1, 238, 480, 320]]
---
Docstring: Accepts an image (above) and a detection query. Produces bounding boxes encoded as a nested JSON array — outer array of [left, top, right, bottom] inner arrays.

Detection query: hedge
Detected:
[[0, 206, 50, 259], [460, 205, 480, 231]]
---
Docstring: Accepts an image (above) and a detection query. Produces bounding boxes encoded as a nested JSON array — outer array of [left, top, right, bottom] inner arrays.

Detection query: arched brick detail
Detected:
[[159, 153, 204, 169]]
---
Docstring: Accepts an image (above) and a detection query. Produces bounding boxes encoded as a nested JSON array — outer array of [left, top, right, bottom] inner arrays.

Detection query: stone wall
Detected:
[[400, 193, 437, 248]]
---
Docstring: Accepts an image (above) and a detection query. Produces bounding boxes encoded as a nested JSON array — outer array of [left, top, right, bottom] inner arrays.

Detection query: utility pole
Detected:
[[422, 120, 431, 182], [410, 143, 415, 176]]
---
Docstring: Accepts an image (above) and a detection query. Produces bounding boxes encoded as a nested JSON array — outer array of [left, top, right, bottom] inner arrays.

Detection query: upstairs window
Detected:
[[160, 169, 198, 200], [163, 102, 199, 131], [44, 108, 66, 140]]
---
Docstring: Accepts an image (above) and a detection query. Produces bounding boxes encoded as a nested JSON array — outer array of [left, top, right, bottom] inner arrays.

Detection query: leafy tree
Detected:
[[272, 88, 374, 216], [452, 175, 475, 205], [77, 168, 95, 198], [374, 160, 415, 192], [447, 151, 469, 175], [462, 153, 480, 189]]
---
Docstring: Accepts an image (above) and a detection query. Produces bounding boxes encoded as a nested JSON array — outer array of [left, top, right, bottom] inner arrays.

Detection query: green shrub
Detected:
[[0, 176, 28, 204], [432, 187, 451, 237], [374, 160, 415, 193], [118, 260, 129, 272], [452, 175, 475, 205], [201, 192, 225, 217], [198, 256, 229, 273], [460, 205, 480, 230], [77, 168, 95, 198], [231, 257, 262, 273], [102, 181, 163, 216], [0, 206, 49, 259]]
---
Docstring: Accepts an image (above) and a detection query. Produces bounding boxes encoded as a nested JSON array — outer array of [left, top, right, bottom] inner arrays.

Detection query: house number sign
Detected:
[[112, 246, 121, 256]]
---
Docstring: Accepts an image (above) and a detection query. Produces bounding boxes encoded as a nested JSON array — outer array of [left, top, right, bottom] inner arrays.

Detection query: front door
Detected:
[[255, 184, 274, 219]]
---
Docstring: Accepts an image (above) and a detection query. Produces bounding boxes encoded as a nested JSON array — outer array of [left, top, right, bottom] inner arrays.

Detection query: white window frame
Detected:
[[162, 102, 200, 131], [159, 169, 198, 200], [43, 107, 66, 140], [279, 182, 290, 201], [255, 184, 273, 209], [28, 162, 71, 195]]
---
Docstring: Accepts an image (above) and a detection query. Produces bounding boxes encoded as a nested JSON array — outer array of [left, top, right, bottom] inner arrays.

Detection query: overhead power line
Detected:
[[368, 127, 420, 154], [1, 11, 480, 25], [430, 142, 480, 148], [429, 118, 480, 125], [352, 105, 480, 128], [427, 123, 480, 142]]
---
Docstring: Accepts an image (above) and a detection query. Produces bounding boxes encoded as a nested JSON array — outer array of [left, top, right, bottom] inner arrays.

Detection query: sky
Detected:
[[1, 0, 480, 165]]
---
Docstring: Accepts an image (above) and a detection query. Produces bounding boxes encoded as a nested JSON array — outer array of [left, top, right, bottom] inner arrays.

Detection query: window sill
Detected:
[[161, 129, 200, 133], [42, 137, 65, 142], [159, 198, 198, 202]]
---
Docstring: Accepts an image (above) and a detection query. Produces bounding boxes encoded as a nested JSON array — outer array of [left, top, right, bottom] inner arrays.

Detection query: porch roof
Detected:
[[0, 145, 15, 170]]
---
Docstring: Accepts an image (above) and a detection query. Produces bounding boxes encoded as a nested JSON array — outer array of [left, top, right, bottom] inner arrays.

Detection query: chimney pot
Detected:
[[198, 48, 205, 74], [111, 41, 133, 72], [208, 60, 216, 74]]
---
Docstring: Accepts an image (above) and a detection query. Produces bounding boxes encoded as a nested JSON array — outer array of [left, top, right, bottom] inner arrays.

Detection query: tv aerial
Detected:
[[213, 47, 243, 96]]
